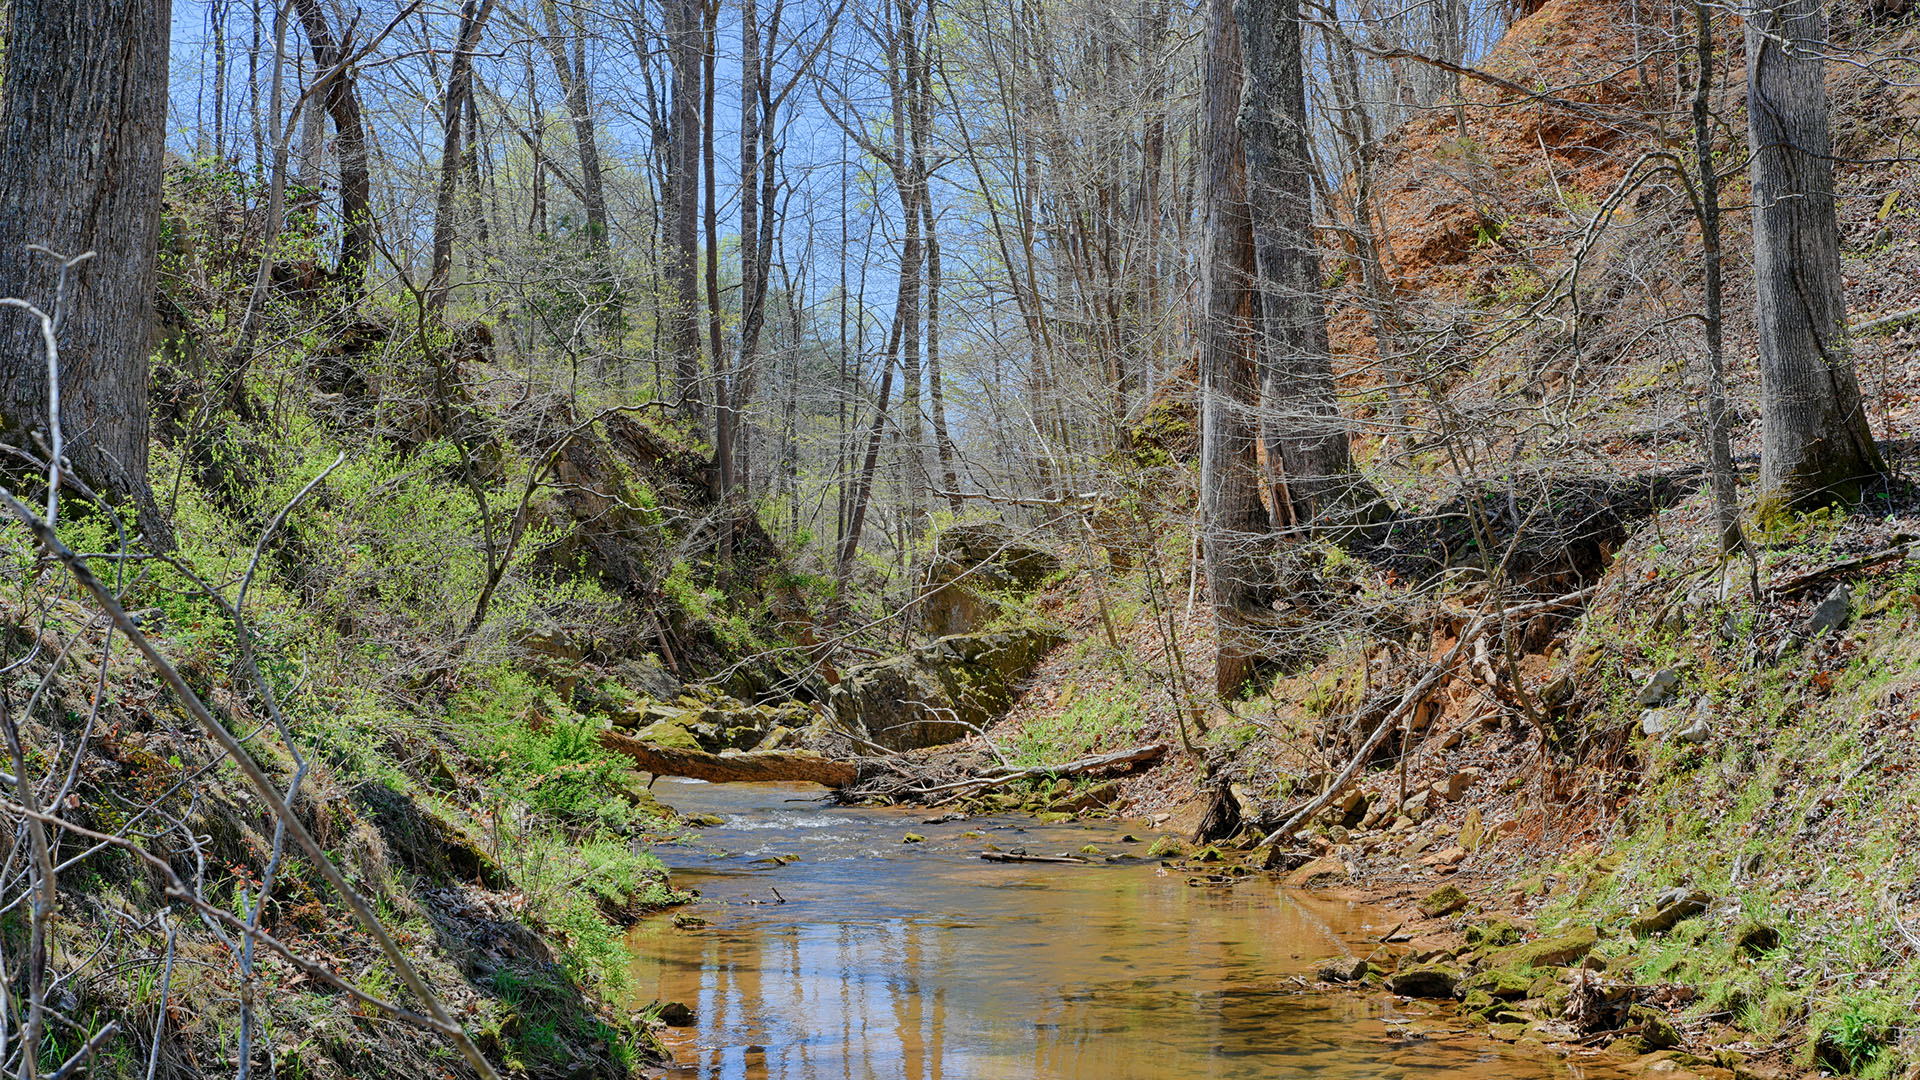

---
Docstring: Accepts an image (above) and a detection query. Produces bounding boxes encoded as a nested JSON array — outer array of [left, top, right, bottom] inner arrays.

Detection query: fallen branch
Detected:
[[980, 851, 1088, 864], [1853, 305, 1920, 336], [917, 743, 1168, 802], [599, 730, 861, 787], [1256, 611, 1492, 850], [1767, 540, 1914, 598]]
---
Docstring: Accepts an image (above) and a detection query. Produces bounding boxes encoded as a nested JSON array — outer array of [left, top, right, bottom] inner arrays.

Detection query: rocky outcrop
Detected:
[[606, 684, 815, 754], [823, 627, 1065, 751], [919, 523, 1060, 636]]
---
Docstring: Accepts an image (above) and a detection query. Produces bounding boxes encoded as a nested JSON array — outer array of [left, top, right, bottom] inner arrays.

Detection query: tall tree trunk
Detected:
[[737, 0, 764, 500], [293, 0, 373, 300], [213, 0, 230, 159], [666, 0, 705, 418], [892, 0, 930, 536], [1199, 0, 1269, 694], [923, 196, 962, 513], [427, 0, 496, 316], [1693, 0, 1742, 554], [705, 0, 729, 516], [0, 0, 173, 548], [837, 315, 905, 582], [1236, 0, 1370, 528], [538, 1, 610, 249], [1746, 0, 1883, 514]]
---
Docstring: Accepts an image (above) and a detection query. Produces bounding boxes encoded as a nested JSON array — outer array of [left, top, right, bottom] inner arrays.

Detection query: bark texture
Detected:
[[1199, 0, 1271, 695], [0, 0, 172, 546], [1236, 0, 1370, 527], [1745, 0, 1884, 511], [666, 0, 705, 417]]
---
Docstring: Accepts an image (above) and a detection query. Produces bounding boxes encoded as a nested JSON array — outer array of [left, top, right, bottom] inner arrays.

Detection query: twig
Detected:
[[45, 1020, 117, 1080], [0, 488, 503, 1080]]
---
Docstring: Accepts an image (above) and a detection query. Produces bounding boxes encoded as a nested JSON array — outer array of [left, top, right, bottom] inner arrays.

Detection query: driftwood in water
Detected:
[[599, 730, 860, 787], [980, 851, 1089, 865], [919, 743, 1169, 803]]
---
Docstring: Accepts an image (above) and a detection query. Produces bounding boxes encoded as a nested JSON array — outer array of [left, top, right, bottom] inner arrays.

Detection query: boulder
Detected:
[[919, 523, 1062, 636], [1466, 918, 1530, 949], [1432, 769, 1481, 802], [1419, 884, 1470, 918], [1636, 668, 1681, 705], [1388, 963, 1460, 998], [634, 717, 703, 751], [1281, 856, 1349, 888], [614, 653, 681, 701], [1630, 890, 1711, 936], [1317, 955, 1369, 983], [1463, 969, 1534, 1000], [1491, 926, 1599, 969], [823, 627, 1065, 751], [1805, 584, 1852, 637]]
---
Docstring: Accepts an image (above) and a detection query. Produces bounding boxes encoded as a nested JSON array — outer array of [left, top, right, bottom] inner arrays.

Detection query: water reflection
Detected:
[[631, 780, 1613, 1080]]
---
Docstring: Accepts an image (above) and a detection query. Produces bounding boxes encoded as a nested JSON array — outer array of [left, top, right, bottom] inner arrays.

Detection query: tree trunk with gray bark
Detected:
[[1746, 0, 1884, 514], [0, 0, 173, 547]]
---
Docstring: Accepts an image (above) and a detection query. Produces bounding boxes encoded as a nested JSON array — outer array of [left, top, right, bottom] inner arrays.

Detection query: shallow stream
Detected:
[[630, 779, 1618, 1080]]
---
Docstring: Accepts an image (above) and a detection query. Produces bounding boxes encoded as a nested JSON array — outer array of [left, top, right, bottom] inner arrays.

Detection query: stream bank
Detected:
[[627, 779, 1656, 1080]]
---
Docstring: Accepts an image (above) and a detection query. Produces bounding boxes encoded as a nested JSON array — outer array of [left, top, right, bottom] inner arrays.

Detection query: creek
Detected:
[[630, 779, 1621, 1080]]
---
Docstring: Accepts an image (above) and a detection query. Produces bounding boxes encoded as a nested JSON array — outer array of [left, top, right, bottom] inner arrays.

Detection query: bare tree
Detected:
[[293, 0, 375, 299]]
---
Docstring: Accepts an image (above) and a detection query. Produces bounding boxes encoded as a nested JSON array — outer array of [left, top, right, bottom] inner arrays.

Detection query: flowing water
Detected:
[[631, 779, 1619, 1080]]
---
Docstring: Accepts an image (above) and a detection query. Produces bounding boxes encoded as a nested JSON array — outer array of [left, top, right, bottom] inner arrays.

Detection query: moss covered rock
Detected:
[[1388, 963, 1460, 998], [1492, 926, 1599, 969]]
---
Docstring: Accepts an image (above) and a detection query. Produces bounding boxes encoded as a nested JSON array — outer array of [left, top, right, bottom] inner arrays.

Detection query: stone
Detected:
[[1492, 926, 1599, 969], [615, 654, 681, 701], [1639, 709, 1674, 738], [1463, 969, 1534, 1000], [1146, 836, 1189, 859], [634, 717, 704, 752], [902, 833, 926, 843], [1628, 1006, 1682, 1050], [1636, 668, 1681, 706], [1317, 955, 1368, 982], [919, 523, 1062, 635], [1674, 717, 1712, 745], [1629, 890, 1711, 936], [1466, 918, 1529, 949], [752, 725, 794, 752], [1419, 884, 1470, 918], [1387, 963, 1460, 998], [1282, 856, 1349, 889], [657, 1001, 696, 1026], [823, 627, 1065, 751], [1338, 788, 1370, 828], [1805, 584, 1852, 637], [1460, 807, 1485, 851], [1433, 769, 1481, 802]]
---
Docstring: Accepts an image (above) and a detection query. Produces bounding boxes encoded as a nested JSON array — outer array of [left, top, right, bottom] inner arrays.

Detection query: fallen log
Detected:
[[979, 851, 1088, 864], [599, 730, 860, 787], [918, 742, 1168, 802]]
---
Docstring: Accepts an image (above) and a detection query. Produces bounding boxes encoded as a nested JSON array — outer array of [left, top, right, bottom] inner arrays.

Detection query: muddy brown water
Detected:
[[631, 779, 1620, 1080]]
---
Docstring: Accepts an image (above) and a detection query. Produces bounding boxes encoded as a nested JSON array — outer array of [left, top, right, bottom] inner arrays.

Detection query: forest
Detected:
[[0, 0, 1918, 1074]]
